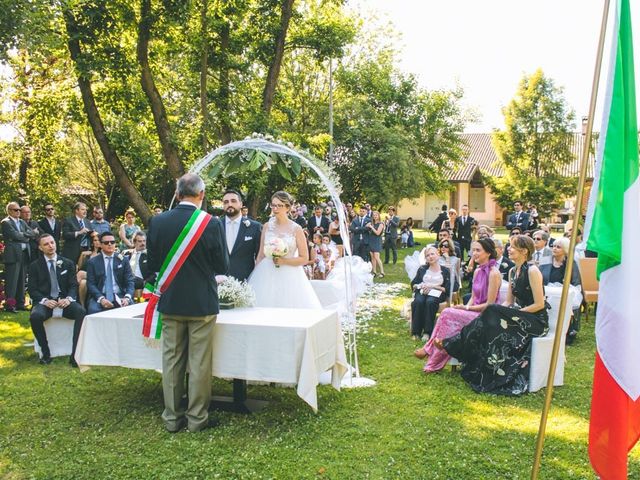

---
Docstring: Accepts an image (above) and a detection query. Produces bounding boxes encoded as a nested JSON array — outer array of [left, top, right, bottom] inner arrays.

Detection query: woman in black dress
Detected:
[[436, 235, 548, 395], [367, 211, 385, 278]]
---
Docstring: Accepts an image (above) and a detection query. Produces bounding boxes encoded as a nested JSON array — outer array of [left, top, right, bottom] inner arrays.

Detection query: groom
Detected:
[[220, 189, 261, 281]]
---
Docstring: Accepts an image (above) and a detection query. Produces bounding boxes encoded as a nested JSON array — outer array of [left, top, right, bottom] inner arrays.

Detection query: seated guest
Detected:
[[435, 235, 548, 395], [437, 239, 460, 302], [431, 229, 461, 258], [123, 231, 151, 290], [86, 232, 135, 314], [405, 217, 415, 247], [494, 238, 514, 281], [475, 224, 494, 240], [416, 238, 501, 373], [410, 246, 451, 340], [28, 234, 86, 367], [539, 237, 582, 344], [538, 224, 555, 246], [532, 230, 552, 266], [77, 232, 102, 306]]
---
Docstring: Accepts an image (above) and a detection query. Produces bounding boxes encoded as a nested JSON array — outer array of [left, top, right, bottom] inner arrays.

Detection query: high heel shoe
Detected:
[[414, 347, 427, 359], [378, 273, 385, 278]]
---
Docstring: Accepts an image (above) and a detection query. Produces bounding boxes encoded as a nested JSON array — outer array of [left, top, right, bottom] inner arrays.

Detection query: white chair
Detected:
[[33, 317, 75, 358], [528, 290, 575, 393]]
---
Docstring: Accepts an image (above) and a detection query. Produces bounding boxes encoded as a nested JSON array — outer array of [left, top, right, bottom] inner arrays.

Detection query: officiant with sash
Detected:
[[28, 234, 86, 366], [220, 189, 261, 281], [146, 173, 228, 433]]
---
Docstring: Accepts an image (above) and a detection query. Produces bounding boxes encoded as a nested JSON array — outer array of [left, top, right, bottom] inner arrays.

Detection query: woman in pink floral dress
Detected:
[[415, 238, 502, 373]]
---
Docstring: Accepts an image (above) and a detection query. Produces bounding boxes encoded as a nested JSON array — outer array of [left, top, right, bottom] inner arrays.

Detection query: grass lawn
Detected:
[[1, 229, 639, 479]]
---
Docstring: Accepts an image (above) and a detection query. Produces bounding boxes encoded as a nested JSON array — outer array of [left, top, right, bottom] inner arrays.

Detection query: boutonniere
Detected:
[[117, 253, 124, 261], [56, 260, 63, 268], [243, 219, 250, 227], [501, 262, 508, 268]]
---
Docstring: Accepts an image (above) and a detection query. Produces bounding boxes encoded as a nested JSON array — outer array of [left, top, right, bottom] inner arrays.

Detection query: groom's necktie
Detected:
[[49, 259, 60, 299]]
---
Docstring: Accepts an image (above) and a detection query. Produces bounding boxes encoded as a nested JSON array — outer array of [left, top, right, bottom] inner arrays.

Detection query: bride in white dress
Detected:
[[248, 191, 322, 309]]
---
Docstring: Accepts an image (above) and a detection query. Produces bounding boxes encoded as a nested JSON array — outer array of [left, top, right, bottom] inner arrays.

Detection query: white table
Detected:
[[75, 303, 348, 412]]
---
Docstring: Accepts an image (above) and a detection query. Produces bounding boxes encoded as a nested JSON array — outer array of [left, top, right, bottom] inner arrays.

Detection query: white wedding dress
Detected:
[[248, 217, 322, 309]]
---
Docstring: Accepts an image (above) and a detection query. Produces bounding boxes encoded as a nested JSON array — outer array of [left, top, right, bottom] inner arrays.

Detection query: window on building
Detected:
[[469, 187, 485, 212]]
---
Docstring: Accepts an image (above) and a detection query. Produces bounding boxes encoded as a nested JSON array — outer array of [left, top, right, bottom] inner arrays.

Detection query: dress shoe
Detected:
[[165, 418, 187, 433], [39, 356, 53, 365], [188, 417, 220, 433], [69, 358, 78, 368]]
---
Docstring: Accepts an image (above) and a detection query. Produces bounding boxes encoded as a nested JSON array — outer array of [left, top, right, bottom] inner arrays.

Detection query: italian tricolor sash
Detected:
[[142, 208, 212, 339]]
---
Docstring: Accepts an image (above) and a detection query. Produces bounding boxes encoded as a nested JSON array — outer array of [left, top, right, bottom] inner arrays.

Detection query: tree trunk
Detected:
[[261, 0, 295, 121], [63, 8, 151, 224], [137, 0, 185, 180], [200, 0, 209, 152], [215, 17, 232, 145]]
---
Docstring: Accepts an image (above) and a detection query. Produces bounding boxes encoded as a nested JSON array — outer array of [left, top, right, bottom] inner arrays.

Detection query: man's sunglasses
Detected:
[[101, 240, 116, 245]]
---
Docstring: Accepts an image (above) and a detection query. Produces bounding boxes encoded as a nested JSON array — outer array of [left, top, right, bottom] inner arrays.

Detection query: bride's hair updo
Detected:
[[271, 191, 294, 208]]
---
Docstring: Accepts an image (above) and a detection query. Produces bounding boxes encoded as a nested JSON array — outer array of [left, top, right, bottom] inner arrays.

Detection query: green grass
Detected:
[[0, 229, 638, 479]]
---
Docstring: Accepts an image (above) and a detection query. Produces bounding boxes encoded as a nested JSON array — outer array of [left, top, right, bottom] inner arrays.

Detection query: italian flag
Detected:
[[586, 0, 640, 478]]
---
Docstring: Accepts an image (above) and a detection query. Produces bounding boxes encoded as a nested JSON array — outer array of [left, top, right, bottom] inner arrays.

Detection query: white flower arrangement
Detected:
[[217, 277, 255, 308]]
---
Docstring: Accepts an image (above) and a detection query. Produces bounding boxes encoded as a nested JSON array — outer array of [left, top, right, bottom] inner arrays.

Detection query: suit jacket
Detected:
[[147, 204, 229, 316], [533, 246, 553, 266], [506, 211, 530, 231], [86, 253, 135, 302], [349, 215, 371, 247], [61, 216, 89, 264], [38, 217, 62, 246], [123, 249, 152, 282], [384, 215, 400, 240], [307, 215, 330, 238], [220, 216, 261, 282], [28, 255, 79, 303], [454, 215, 476, 243], [1, 216, 35, 263], [411, 265, 451, 300], [498, 254, 515, 281], [429, 211, 448, 233]]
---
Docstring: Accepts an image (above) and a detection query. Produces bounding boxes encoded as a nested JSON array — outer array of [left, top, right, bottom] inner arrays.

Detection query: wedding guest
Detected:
[[454, 204, 475, 261], [20, 205, 41, 260], [118, 208, 140, 251], [400, 223, 409, 248], [147, 173, 228, 433], [90, 207, 111, 235], [441, 208, 457, 236], [410, 246, 451, 340], [505, 200, 530, 231], [475, 224, 494, 240], [2, 201, 37, 312], [62, 202, 91, 265], [308, 205, 330, 238], [367, 211, 385, 278], [383, 207, 400, 265], [328, 214, 344, 256], [438, 239, 460, 302], [310, 233, 326, 279], [432, 229, 461, 258], [532, 230, 552, 266], [539, 237, 582, 344], [240, 206, 250, 219], [77, 232, 101, 307], [538, 224, 555, 247], [321, 234, 337, 273], [28, 234, 86, 367], [350, 206, 371, 261], [528, 203, 539, 229], [416, 238, 501, 373], [405, 217, 415, 247], [220, 189, 261, 282], [38, 203, 61, 249], [429, 205, 448, 233], [86, 232, 135, 314], [494, 239, 514, 281], [436, 235, 548, 395], [123, 231, 151, 290], [153, 206, 163, 216], [290, 207, 308, 231]]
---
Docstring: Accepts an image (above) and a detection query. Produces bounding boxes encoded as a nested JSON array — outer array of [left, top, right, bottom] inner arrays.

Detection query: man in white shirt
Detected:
[[221, 189, 261, 281], [124, 231, 150, 290], [532, 230, 553, 266]]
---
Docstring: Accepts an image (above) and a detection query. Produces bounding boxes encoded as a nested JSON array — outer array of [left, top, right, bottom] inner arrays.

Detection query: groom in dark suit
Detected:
[[28, 234, 86, 366], [220, 190, 261, 281], [147, 173, 228, 433]]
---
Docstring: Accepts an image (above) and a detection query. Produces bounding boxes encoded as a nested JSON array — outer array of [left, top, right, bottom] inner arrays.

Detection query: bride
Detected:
[[248, 191, 322, 309]]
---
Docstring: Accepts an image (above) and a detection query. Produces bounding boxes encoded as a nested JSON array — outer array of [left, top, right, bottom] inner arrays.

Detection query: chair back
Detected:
[[579, 258, 599, 292]]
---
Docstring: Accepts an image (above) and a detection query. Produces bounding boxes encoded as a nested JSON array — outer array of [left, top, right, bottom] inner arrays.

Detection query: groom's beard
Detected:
[[225, 206, 240, 218]]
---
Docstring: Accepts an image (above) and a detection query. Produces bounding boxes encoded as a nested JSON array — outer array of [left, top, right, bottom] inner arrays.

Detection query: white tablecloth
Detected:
[[75, 303, 348, 412]]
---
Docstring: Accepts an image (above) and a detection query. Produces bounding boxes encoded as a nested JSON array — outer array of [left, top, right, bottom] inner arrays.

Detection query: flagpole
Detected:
[[530, 0, 611, 478]]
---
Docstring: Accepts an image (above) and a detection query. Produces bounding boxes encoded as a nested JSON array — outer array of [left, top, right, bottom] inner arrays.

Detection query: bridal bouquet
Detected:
[[264, 237, 289, 268], [217, 277, 255, 308]]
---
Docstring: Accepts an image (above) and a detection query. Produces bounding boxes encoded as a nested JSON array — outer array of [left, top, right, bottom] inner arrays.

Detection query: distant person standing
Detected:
[[62, 202, 91, 264], [350, 206, 371, 261], [119, 208, 141, 251], [20, 205, 41, 261], [147, 173, 228, 433], [90, 207, 111, 235], [38, 204, 61, 248], [429, 205, 448, 233], [383, 207, 400, 265], [505, 201, 530, 231], [454, 205, 476, 261]]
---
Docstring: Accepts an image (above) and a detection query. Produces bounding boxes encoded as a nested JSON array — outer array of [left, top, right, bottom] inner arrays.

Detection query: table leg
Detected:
[[210, 378, 268, 414]]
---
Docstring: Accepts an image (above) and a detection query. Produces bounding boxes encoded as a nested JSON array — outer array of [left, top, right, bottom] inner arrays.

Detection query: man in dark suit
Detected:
[[62, 202, 91, 264], [383, 206, 400, 265], [38, 203, 62, 249], [505, 200, 530, 231], [220, 189, 261, 282], [123, 231, 152, 290], [308, 205, 330, 238], [2, 202, 37, 312], [28, 234, 86, 366], [290, 207, 307, 231], [147, 173, 228, 433], [86, 232, 135, 315], [350, 206, 371, 261], [429, 204, 448, 233], [20, 205, 41, 261], [454, 204, 476, 261]]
